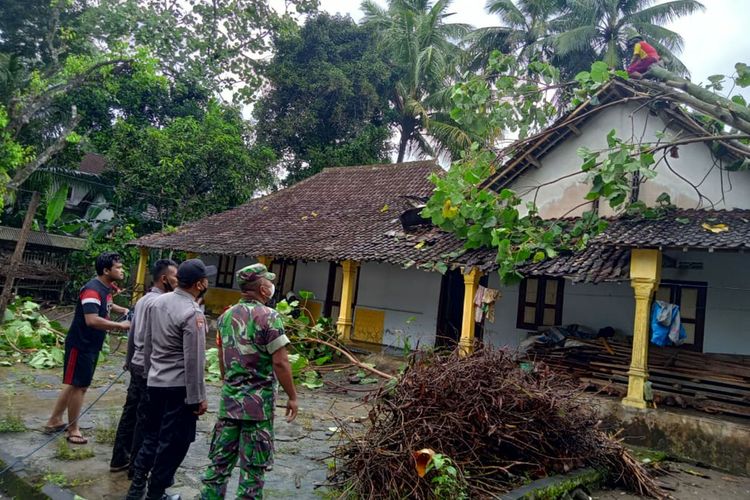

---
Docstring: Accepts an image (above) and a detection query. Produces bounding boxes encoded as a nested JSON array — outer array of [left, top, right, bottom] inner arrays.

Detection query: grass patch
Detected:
[[0, 395, 26, 432], [94, 410, 119, 444], [54, 438, 95, 461], [0, 412, 26, 433], [41, 471, 93, 489]]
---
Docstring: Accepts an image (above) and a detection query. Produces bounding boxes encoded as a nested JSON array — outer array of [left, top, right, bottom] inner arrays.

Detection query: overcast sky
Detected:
[[318, 0, 750, 90]]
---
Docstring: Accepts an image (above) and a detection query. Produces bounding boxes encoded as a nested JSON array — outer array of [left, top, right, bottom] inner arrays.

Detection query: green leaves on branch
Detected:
[[450, 51, 558, 144]]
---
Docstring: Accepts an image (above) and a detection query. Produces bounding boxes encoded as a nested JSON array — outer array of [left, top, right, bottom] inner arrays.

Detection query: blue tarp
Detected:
[[650, 300, 686, 346]]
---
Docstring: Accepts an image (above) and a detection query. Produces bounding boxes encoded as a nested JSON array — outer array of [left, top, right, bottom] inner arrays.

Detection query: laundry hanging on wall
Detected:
[[474, 286, 501, 323], [650, 300, 687, 346]]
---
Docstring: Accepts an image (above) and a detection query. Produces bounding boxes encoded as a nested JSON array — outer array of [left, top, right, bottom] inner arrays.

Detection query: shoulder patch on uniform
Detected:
[[196, 315, 206, 331]]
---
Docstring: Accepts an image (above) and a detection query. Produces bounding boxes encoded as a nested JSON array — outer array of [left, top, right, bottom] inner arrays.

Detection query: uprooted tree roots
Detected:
[[332, 347, 664, 499]]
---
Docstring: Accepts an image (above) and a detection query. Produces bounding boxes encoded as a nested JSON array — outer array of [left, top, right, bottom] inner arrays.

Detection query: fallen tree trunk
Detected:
[[646, 65, 750, 134]]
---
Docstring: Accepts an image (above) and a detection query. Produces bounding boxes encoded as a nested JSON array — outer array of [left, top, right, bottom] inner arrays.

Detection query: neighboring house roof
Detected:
[[0, 226, 87, 251], [132, 161, 496, 270], [79, 153, 107, 175], [522, 209, 750, 283], [0, 257, 69, 281], [483, 78, 749, 192]]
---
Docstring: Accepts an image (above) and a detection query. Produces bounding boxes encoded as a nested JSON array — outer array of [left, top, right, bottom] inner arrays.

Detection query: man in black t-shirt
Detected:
[[45, 252, 131, 444]]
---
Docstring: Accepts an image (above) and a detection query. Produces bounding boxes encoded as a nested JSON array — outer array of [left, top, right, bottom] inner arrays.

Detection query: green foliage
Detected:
[[362, 0, 472, 161], [552, 0, 704, 76], [94, 410, 120, 444], [0, 298, 66, 368], [54, 437, 95, 461], [0, 395, 26, 433], [66, 220, 138, 297], [425, 453, 468, 499], [300, 370, 324, 390], [107, 102, 275, 231], [254, 14, 394, 184], [206, 347, 221, 383], [423, 60, 667, 283]]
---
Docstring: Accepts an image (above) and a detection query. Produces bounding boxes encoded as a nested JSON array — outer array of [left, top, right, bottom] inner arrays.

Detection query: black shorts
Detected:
[[63, 345, 99, 388]]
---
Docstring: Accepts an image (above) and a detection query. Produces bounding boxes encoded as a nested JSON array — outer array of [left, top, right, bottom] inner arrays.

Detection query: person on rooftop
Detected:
[[626, 35, 660, 78]]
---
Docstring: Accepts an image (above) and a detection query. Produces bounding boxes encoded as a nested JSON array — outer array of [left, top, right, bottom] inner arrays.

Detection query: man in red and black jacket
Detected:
[[44, 252, 131, 444]]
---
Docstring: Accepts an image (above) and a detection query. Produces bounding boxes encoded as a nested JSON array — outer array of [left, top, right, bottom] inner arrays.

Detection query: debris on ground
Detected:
[[526, 334, 750, 417], [332, 347, 664, 499], [0, 298, 68, 369]]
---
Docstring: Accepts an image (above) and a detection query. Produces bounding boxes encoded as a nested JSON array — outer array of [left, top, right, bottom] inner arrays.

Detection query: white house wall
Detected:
[[509, 103, 750, 218], [293, 261, 329, 301], [356, 262, 442, 349], [662, 251, 750, 355]]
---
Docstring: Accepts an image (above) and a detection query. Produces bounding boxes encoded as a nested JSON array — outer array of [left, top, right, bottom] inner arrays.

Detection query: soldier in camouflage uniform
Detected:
[[201, 263, 298, 500]]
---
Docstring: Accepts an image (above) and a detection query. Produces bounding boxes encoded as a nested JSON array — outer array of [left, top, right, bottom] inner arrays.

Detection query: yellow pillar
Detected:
[[336, 260, 359, 342], [186, 252, 198, 259], [459, 267, 482, 356], [256, 255, 272, 267], [622, 249, 661, 409], [133, 247, 149, 304]]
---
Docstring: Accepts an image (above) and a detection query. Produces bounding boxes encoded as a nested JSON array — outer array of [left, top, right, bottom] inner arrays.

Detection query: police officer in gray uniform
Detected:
[[127, 259, 216, 500]]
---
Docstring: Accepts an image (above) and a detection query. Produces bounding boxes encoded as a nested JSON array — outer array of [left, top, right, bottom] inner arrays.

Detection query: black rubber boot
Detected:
[[125, 471, 148, 500]]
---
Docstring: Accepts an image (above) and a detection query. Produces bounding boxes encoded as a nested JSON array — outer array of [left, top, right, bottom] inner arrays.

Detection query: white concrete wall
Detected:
[[482, 251, 750, 355], [293, 261, 330, 301], [661, 251, 750, 355], [482, 272, 525, 348], [356, 262, 442, 349], [508, 103, 750, 218]]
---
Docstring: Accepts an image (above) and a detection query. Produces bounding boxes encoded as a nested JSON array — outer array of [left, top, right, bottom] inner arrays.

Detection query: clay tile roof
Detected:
[[132, 161, 495, 269], [79, 153, 107, 175], [522, 209, 750, 283], [597, 209, 750, 249]]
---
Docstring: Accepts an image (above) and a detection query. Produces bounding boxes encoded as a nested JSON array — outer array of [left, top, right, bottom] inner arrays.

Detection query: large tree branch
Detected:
[[5, 107, 82, 203], [8, 58, 131, 136], [645, 66, 750, 134]]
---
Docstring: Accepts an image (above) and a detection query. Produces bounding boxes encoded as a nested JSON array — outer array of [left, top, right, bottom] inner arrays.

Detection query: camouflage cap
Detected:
[[236, 263, 276, 285]]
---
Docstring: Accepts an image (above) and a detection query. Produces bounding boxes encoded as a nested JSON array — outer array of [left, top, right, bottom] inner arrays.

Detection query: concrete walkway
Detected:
[[0, 347, 372, 499]]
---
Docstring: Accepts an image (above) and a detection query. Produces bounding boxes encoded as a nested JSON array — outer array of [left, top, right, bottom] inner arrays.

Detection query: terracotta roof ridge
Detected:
[[320, 160, 438, 172]]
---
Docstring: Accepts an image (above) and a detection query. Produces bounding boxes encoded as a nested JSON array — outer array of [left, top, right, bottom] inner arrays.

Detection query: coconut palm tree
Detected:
[[553, 0, 704, 76], [361, 0, 473, 162], [468, 0, 567, 68]]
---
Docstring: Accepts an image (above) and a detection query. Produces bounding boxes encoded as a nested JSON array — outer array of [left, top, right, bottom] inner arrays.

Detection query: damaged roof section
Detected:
[[522, 209, 750, 283]]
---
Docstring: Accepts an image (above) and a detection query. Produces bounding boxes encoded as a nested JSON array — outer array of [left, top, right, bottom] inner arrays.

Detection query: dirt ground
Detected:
[[592, 461, 750, 499], [0, 339, 381, 499], [0, 333, 748, 500]]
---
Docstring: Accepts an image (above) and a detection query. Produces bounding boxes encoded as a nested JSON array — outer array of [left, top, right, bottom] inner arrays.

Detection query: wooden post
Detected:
[[622, 249, 661, 409], [132, 247, 149, 304], [256, 255, 272, 267], [459, 267, 482, 356], [336, 260, 359, 342], [0, 191, 41, 318]]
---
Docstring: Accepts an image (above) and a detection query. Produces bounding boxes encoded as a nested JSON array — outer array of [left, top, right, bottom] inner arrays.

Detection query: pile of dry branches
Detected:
[[332, 347, 663, 499]]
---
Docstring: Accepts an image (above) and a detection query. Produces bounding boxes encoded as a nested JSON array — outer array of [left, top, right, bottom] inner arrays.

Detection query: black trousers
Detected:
[[132, 386, 198, 495], [111, 368, 148, 469]]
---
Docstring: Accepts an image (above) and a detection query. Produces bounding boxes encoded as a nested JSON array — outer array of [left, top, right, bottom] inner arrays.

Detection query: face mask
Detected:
[[264, 283, 275, 302], [198, 281, 208, 299], [163, 278, 174, 292]]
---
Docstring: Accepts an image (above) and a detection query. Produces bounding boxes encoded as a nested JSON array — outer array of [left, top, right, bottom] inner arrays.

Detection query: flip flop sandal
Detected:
[[43, 424, 67, 434], [66, 434, 88, 445]]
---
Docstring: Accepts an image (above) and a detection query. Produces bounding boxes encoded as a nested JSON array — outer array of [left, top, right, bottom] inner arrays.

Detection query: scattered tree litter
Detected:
[[332, 347, 664, 499]]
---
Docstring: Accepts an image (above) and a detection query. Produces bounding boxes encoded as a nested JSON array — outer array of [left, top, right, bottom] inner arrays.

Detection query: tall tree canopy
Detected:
[[553, 0, 704, 76], [469, 0, 567, 68], [362, 0, 472, 162], [107, 102, 275, 231], [254, 14, 394, 185]]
